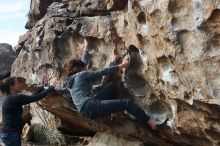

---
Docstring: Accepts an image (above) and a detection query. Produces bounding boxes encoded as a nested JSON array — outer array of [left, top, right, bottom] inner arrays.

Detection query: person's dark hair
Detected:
[[0, 77, 26, 94], [65, 59, 86, 76]]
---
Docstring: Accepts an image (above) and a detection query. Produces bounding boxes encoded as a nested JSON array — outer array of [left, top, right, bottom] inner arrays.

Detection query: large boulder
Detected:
[[12, 0, 220, 146]]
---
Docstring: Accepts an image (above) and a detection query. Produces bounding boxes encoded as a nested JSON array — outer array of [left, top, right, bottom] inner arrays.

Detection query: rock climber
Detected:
[[64, 39, 158, 130]]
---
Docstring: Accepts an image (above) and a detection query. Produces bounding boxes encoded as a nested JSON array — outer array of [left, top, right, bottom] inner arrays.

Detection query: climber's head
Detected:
[[65, 59, 86, 77], [0, 77, 27, 94]]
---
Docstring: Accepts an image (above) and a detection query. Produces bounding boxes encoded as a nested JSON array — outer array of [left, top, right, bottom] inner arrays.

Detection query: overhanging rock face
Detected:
[[12, 0, 220, 146]]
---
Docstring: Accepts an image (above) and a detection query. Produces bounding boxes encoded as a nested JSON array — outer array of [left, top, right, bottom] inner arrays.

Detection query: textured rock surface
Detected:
[[87, 132, 143, 146], [0, 43, 16, 75], [11, 0, 220, 146]]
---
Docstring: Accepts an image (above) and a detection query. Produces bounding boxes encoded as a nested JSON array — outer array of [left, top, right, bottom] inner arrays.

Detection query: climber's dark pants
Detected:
[[80, 83, 150, 125]]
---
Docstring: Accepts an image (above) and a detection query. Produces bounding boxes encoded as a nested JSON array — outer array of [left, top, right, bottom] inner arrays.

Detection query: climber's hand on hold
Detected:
[[147, 119, 158, 130], [149, 118, 169, 139], [84, 38, 95, 54], [84, 38, 89, 51], [118, 60, 130, 69], [50, 76, 58, 87]]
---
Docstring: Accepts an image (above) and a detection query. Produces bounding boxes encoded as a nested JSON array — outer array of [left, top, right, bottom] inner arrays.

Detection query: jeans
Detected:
[[0, 132, 21, 146], [81, 83, 150, 126]]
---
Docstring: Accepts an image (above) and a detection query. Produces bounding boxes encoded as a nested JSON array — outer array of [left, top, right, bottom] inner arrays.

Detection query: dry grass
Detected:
[[30, 123, 65, 145]]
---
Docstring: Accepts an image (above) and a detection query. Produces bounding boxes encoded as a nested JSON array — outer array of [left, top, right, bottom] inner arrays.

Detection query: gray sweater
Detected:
[[66, 66, 119, 112], [65, 51, 119, 112]]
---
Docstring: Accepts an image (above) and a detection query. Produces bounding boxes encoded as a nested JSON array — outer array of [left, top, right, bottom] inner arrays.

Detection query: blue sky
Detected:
[[0, 0, 30, 46]]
